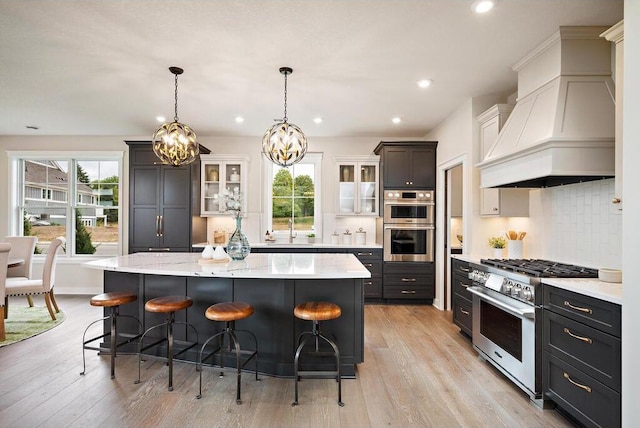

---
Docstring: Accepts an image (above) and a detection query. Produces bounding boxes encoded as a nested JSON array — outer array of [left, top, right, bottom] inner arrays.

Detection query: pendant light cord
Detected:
[[283, 72, 288, 122], [174, 73, 179, 122]]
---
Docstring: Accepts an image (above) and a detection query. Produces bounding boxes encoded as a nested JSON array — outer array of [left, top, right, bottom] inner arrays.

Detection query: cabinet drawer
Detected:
[[383, 273, 432, 287], [451, 259, 471, 277], [544, 285, 621, 336], [453, 296, 472, 337], [363, 278, 382, 299], [544, 352, 620, 428], [384, 262, 434, 275], [359, 260, 381, 277], [544, 311, 621, 391], [383, 285, 434, 299], [352, 249, 382, 261], [453, 273, 472, 301]]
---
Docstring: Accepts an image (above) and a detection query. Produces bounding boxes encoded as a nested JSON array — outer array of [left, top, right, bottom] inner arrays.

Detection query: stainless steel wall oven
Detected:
[[382, 190, 434, 262]]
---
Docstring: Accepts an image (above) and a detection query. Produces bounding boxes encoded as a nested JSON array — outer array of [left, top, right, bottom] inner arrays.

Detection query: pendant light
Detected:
[[262, 67, 308, 167], [152, 66, 199, 166]]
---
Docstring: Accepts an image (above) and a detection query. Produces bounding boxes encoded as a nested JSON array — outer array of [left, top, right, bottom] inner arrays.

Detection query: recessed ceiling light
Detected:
[[155, 116, 166, 123], [471, 0, 495, 14], [392, 117, 402, 124], [313, 117, 323, 124], [235, 116, 245, 123], [417, 79, 432, 88]]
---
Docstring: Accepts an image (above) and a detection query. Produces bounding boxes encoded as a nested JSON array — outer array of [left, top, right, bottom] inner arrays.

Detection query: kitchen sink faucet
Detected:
[[288, 218, 297, 243]]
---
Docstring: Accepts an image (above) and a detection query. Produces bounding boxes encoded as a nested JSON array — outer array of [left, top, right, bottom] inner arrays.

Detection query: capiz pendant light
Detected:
[[152, 66, 199, 166], [262, 67, 308, 167]]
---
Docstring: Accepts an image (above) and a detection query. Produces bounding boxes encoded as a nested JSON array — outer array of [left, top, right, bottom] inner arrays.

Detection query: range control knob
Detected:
[[503, 280, 514, 294], [522, 286, 533, 301]]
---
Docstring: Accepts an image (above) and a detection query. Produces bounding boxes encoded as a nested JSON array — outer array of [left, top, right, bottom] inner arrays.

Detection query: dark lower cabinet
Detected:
[[543, 284, 621, 428], [382, 262, 434, 303], [451, 258, 472, 338]]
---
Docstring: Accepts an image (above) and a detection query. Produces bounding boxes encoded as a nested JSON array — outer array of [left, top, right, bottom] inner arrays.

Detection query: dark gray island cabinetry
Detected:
[[85, 252, 369, 377], [451, 258, 472, 338], [543, 284, 621, 428]]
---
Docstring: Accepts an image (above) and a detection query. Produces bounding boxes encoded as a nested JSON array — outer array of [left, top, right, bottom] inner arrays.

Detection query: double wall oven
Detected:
[[382, 190, 434, 262], [467, 259, 598, 407]]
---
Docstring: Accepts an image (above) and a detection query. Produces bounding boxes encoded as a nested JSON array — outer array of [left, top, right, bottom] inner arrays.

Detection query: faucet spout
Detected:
[[288, 218, 296, 243]]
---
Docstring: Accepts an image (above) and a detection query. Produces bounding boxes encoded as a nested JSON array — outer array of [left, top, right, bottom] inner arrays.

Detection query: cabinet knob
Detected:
[[493, 207, 498, 212], [405, 181, 409, 185], [612, 197, 622, 204]]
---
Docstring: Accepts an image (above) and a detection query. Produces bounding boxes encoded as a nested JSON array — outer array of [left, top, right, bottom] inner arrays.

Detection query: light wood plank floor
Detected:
[[0, 296, 574, 428]]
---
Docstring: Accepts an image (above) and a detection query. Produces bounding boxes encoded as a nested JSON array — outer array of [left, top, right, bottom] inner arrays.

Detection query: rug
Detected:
[[0, 305, 66, 347]]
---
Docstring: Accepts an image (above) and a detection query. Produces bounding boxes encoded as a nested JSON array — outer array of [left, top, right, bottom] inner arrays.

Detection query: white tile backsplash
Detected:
[[532, 179, 621, 269]]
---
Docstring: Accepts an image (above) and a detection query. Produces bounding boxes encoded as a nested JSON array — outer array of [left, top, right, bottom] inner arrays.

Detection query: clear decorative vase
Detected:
[[227, 216, 250, 260]]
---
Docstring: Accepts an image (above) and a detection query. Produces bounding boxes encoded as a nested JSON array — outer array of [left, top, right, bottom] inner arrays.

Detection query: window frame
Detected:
[[7, 151, 124, 259], [262, 153, 323, 239]]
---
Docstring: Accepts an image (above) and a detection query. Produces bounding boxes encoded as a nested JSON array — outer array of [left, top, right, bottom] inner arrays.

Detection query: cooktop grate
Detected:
[[480, 258, 598, 278]]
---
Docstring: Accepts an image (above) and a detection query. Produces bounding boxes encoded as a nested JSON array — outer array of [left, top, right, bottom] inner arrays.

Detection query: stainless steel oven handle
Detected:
[[468, 286, 535, 319], [383, 225, 435, 231]]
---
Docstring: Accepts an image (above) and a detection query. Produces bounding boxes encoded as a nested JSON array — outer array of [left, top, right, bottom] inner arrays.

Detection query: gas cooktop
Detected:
[[480, 258, 598, 278]]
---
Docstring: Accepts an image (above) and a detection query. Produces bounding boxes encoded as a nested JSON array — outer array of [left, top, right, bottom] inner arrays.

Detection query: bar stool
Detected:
[[80, 291, 142, 379], [197, 301, 259, 404], [292, 301, 343, 407], [135, 295, 198, 391]]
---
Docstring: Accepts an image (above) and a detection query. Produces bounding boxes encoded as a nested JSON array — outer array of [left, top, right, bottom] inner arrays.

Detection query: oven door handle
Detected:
[[468, 286, 535, 319], [384, 225, 435, 231]]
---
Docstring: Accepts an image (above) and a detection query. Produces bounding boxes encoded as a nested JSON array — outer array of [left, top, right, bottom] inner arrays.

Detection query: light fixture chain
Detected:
[[283, 72, 288, 122], [174, 73, 179, 122]]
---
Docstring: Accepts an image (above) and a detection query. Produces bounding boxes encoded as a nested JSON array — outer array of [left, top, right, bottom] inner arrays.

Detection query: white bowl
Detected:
[[598, 268, 622, 283]]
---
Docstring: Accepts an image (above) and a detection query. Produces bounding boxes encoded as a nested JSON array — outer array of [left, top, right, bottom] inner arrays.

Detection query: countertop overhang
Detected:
[[84, 252, 372, 280]]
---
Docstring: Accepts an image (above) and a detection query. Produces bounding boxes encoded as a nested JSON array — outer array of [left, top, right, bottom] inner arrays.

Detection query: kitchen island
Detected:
[[84, 252, 370, 377]]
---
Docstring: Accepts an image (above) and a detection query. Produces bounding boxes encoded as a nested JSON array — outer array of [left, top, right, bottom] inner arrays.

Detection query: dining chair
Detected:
[[0, 243, 12, 341], [3, 236, 38, 307], [5, 239, 62, 321]]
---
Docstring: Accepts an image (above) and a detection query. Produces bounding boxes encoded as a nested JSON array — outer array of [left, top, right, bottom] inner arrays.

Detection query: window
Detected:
[[8, 153, 122, 257], [264, 153, 322, 237]]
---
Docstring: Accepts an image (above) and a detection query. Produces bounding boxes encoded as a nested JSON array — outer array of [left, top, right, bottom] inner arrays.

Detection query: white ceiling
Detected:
[[0, 0, 623, 139]]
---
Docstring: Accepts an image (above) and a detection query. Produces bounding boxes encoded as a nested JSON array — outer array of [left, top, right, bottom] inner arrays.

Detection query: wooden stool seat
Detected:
[[145, 296, 193, 313], [294, 301, 341, 321], [90, 291, 137, 308], [205, 302, 254, 322]]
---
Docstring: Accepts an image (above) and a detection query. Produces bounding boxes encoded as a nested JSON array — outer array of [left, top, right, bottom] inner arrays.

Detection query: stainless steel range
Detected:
[[467, 259, 598, 407]]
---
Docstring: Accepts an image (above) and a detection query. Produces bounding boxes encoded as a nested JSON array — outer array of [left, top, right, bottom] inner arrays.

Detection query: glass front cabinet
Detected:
[[334, 155, 380, 216], [200, 154, 249, 216]]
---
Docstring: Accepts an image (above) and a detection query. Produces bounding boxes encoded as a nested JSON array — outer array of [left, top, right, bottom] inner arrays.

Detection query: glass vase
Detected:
[[227, 216, 250, 260]]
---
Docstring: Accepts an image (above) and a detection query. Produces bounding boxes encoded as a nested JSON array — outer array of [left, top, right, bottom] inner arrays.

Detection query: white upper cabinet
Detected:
[[334, 155, 380, 216], [200, 154, 249, 216], [478, 105, 529, 217]]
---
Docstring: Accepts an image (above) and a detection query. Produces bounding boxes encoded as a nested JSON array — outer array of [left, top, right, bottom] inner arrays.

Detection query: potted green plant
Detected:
[[307, 233, 316, 243], [488, 236, 507, 258]]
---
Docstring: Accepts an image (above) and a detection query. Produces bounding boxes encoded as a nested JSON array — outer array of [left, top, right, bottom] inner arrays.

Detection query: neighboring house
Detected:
[[24, 160, 110, 226]]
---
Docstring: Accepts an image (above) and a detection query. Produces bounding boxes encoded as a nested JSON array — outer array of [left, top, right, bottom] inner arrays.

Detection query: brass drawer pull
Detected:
[[460, 283, 470, 288], [563, 372, 592, 393], [357, 252, 373, 256], [364, 263, 373, 267], [401, 290, 417, 294], [563, 327, 593, 344], [364, 281, 373, 286], [401, 278, 416, 282], [563, 300, 593, 314], [459, 308, 470, 315], [459, 267, 470, 272]]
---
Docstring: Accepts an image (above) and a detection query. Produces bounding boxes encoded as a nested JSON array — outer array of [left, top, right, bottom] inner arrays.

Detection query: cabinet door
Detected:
[[410, 147, 436, 188], [383, 148, 411, 188], [338, 164, 357, 214], [159, 167, 191, 249], [480, 188, 501, 215], [359, 162, 378, 215], [129, 167, 160, 251]]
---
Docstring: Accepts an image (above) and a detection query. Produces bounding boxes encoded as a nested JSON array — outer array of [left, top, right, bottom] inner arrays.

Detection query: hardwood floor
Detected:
[[0, 296, 574, 427]]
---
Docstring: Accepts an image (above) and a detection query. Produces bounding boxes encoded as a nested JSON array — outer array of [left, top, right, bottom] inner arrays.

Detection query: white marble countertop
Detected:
[[193, 242, 382, 249], [542, 278, 622, 305], [84, 252, 372, 279]]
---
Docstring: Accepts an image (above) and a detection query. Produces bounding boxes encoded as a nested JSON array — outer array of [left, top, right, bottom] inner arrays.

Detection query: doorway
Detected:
[[444, 164, 463, 310]]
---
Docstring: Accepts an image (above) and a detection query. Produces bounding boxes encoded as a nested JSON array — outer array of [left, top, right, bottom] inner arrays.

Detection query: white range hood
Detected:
[[478, 27, 615, 188]]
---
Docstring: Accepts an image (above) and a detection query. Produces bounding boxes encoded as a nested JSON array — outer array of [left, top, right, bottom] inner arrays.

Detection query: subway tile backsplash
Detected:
[[533, 178, 621, 269]]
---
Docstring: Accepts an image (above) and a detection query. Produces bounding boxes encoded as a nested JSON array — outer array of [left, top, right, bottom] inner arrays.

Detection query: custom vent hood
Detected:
[[478, 27, 615, 188]]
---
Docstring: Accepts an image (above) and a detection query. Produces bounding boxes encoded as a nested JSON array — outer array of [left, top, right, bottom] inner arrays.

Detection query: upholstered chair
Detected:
[[0, 242, 12, 341], [3, 236, 38, 306]]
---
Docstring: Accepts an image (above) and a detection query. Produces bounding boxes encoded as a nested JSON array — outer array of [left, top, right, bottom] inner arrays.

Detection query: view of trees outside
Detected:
[[272, 165, 315, 232]]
